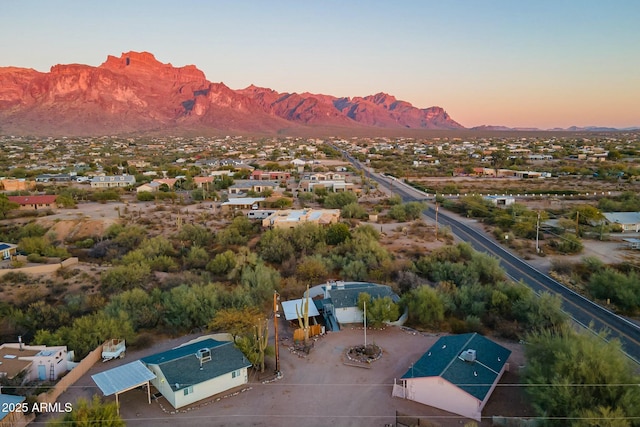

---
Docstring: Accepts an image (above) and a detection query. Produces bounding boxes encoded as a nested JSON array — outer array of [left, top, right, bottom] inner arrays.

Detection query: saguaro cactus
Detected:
[[296, 285, 311, 344]]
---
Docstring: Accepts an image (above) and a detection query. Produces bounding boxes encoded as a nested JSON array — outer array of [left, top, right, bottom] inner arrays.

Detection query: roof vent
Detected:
[[460, 349, 477, 363], [195, 348, 212, 370]]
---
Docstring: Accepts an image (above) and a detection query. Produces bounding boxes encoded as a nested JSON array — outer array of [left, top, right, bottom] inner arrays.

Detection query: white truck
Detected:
[[102, 339, 126, 362]]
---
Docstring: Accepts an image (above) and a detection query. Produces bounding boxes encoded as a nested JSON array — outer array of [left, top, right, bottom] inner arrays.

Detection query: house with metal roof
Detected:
[[603, 212, 640, 232], [141, 338, 251, 409], [392, 333, 511, 422]]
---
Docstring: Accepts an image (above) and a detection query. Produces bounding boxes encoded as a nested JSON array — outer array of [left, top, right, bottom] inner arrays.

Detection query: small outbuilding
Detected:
[[483, 195, 515, 207], [393, 333, 511, 422]]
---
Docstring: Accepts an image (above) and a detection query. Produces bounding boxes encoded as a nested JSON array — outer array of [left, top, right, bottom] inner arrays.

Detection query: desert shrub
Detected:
[[26, 253, 46, 263], [137, 191, 155, 202], [74, 238, 95, 249]]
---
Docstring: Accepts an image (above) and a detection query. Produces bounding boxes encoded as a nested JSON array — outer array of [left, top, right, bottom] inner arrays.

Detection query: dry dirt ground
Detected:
[[41, 326, 529, 427]]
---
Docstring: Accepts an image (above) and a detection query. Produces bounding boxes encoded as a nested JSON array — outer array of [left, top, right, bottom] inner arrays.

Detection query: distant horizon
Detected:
[[2, 1, 639, 129]]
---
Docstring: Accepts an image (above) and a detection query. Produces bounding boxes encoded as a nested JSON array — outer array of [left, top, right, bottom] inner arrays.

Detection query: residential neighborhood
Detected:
[[0, 131, 639, 426]]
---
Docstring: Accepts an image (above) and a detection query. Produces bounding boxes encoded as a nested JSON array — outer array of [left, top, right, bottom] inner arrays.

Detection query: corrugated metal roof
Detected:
[[281, 298, 321, 321], [603, 212, 640, 225], [401, 333, 511, 402], [91, 360, 156, 396]]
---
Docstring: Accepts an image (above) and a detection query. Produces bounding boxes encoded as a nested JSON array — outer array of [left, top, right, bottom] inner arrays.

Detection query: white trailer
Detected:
[[102, 339, 126, 362]]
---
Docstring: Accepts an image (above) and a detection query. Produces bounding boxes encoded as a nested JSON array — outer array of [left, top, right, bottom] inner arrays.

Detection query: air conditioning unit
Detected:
[[460, 349, 477, 362]]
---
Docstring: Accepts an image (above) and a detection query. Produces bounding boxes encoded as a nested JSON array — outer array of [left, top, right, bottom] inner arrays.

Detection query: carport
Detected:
[[91, 360, 156, 414]]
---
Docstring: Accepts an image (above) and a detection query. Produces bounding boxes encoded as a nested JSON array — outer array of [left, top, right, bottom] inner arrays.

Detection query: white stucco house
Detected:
[[603, 212, 640, 232], [483, 195, 515, 207], [0, 343, 71, 381], [309, 281, 400, 328], [141, 338, 251, 409], [90, 174, 136, 188], [392, 333, 511, 422]]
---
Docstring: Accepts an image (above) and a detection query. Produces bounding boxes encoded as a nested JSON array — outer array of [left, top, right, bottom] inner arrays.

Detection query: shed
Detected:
[[393, 333, 511, 422]]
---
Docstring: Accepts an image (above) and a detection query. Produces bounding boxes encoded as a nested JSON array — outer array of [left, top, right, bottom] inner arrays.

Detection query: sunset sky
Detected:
[[2, 0, 639, 129]]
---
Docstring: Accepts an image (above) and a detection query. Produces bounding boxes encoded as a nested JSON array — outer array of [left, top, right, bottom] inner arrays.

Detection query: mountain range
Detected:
[[0, 51, 464, 136]]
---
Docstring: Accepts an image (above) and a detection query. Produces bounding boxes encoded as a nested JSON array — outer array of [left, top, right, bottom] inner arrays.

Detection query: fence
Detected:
[[0, 257, 78, 278], [293, 324, 323, 342], [36, 341, 103, 405]]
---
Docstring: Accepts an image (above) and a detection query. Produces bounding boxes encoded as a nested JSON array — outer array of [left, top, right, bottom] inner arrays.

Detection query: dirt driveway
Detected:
[[42, 326, 527, 427]]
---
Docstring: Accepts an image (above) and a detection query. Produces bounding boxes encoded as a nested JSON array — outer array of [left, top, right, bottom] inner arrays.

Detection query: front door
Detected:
[[38, 364, 46, 380]]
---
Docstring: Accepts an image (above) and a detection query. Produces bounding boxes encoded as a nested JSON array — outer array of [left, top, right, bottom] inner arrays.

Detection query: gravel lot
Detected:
[[40, 325, 528, 427]]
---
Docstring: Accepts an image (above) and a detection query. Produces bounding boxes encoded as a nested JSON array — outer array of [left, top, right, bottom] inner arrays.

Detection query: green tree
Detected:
[[137, 191, 155, 201], [297, 191, 315, 207], [523, 326, 640, 427], [162, 283, 221, 331], [358, 293, 400, 327], [184, 245, 209, 269], [0, 194, 19, 218], [387, 204, 407, 221], [206, 250, 237, 276], [48, 395, 124, 427], [588, 269, 640, 313], [240, 261, 281, 307], [402, 285, 445, 328], [101, 263, 151, 294], [295, 255, 329, 284], [208, 307, 262, 341], [326, 222, 351, 245], [56, 194, 77, 208], [104, 288, 162, 330], [176, 224, 214, 248], [324, 191, 357, 209]]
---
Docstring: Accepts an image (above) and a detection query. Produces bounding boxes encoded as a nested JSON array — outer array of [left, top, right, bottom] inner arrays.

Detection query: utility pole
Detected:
[[575, 211, 580, 237], [273, 291, 280, 374], [536, 211, 541, 253], [363, 300, 367, 348]]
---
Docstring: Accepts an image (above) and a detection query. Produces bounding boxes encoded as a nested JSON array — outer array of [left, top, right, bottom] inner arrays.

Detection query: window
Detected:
[[231, 369, 241, 378], [183, 386, 193, 396]]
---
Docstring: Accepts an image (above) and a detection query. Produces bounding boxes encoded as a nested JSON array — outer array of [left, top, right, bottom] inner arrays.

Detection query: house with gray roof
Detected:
[[228, 179, 280, 196], [603, 212, 640, 232], [313, 281, 400, 327], [392, 333, 511, 422], [90, 174, 136, 188], [141, 338, 251, 409]]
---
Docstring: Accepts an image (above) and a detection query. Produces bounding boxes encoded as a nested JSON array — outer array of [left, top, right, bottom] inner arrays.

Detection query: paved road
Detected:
[[343, 150, 640, 364]]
